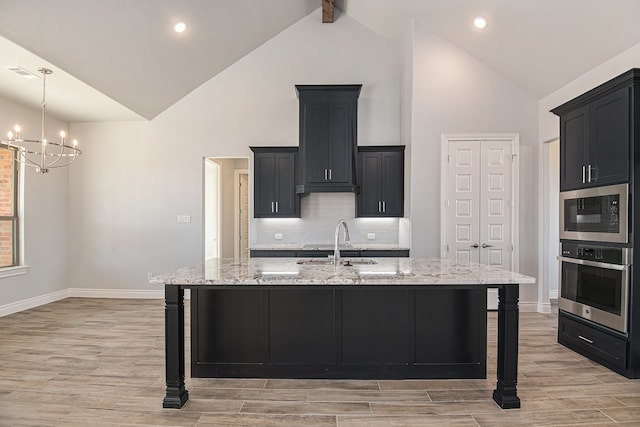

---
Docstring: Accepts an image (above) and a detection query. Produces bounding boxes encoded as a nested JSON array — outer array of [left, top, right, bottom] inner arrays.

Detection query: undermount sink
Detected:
[[296, 258, 378, 266]]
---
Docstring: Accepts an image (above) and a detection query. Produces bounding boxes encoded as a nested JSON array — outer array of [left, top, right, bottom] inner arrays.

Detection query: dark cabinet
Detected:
[[295, 85, 361, 193], [553, 72, 635, 191], [357, 146, 404, 217], [250, 147, 299, 218]]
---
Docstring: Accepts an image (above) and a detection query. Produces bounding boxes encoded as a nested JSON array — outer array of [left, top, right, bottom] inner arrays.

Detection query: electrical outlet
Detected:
[[367, 233, 376, 240], [177, 215, 191, 223], [147, 272, 153, 280], [274, 233, 283, 240]]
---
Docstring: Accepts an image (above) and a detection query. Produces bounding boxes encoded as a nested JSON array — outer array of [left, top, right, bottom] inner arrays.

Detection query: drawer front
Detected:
[[559, 313, 628, 371]]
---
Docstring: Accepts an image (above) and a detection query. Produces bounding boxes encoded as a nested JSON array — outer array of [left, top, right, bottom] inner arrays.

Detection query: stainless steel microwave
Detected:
[[560, 183, 629, 244]]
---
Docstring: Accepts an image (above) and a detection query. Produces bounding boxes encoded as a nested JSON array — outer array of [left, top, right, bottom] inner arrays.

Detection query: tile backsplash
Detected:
[[251, 193, 403, 246]]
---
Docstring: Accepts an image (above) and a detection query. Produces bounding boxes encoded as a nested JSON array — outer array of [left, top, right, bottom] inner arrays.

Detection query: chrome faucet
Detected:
[[333, 219, 350, 266]]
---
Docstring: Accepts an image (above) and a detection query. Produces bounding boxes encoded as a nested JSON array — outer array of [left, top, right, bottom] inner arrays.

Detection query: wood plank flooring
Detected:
[[1, 298, 640, 426]]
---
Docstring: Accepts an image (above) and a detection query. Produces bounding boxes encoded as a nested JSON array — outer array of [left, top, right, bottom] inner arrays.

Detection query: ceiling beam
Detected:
[[322, 0, 334, 23]]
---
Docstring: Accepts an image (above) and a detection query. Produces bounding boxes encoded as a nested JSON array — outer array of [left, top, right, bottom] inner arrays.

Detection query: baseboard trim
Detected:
[[67, 288, 165, 299], [0, 289, 69, 317], [520, 302, 541, 313]]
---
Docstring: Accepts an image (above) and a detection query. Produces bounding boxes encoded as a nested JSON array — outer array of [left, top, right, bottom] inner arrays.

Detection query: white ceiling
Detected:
[[0, 0, 639, 123]]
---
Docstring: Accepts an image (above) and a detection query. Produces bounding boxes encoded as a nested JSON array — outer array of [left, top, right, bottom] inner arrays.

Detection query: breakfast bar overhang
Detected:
[[153, 258, 535, 410]]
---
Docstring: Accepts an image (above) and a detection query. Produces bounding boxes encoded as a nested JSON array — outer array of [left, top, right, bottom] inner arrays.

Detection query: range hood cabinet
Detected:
[[295, 85, 362, 194]]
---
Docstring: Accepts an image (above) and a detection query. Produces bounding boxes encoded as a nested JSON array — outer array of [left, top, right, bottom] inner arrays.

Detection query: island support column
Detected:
[[163, 284, 189, 408], [492, 284, 520, 409]]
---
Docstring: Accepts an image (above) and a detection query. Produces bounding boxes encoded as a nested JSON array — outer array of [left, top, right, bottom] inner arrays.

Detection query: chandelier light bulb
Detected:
[[73, 139, 78, 147], [60, 130, 66, 139], [14, 125, 20, 133], [7, 131, 13, 139]]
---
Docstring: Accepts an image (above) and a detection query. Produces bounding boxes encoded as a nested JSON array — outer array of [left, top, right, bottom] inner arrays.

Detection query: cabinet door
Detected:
[[357, 152, 382, 216], [303, 103, 331, 184], [589, 87, 630, 187], [274, 152, 298, 215], [560, 106, 588, 191], [327, 103, 352, 183], [254, 153, 277, 217], [380, 151, 404, 216]]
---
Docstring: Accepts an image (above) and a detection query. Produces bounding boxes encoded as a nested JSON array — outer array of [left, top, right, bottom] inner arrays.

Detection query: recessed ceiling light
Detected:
[[174, 22, 186, 33], [473, 16, 488, 29]]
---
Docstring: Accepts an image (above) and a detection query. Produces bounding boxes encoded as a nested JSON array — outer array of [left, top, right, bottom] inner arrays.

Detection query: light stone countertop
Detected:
[[150, 257, 536, 286]]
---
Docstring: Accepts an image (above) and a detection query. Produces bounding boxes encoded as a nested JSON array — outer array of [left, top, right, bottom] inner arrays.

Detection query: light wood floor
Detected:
[[1, 298, 640, 426]]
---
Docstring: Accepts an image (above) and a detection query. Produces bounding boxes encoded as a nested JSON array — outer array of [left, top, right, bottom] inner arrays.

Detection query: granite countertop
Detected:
[[150, 257, 536, 286]]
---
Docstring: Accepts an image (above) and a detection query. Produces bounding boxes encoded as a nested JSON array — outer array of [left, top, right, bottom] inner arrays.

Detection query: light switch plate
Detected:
[[367, 233, 376, 240], [275, 233, 283, 240]]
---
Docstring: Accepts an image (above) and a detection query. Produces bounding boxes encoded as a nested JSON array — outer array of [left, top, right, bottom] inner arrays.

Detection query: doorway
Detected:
[[441, 134, 520, 309], [204, 157, 249, 260]]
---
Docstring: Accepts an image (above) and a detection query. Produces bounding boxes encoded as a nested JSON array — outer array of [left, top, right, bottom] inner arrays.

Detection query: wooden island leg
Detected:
[[492, 285, 520, 409], [163, 284, 189, 409]]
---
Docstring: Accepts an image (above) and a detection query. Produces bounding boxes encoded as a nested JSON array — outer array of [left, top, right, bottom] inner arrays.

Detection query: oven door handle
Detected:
[[558, 256, 629, 271]]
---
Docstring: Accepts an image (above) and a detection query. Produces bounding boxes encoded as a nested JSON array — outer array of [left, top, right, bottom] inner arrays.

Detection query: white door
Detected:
[[442, 136, 518, 309]]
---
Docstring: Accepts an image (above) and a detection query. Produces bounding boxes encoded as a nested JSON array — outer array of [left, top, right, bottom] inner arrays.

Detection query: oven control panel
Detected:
[[561, 242, 625, 264]]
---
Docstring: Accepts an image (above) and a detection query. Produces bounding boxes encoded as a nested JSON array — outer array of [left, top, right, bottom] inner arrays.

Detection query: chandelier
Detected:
[[0, 67, 82, 173]]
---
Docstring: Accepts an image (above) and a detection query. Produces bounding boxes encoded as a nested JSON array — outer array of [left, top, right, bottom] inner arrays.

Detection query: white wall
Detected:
[[408, 22, 540, 302], [0, 97, 70, 308], [67, 9, 403, 291]]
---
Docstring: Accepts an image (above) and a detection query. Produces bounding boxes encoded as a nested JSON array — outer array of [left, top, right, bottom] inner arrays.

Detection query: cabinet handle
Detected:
[[588, 164, 592, 182], [324, 169, 327, 180], [329, 168, 332, 180], [378, 201, 382, 212], [275, 201, 279, 213], [271, 202, 275, 213], [383, 201, 386, 212], [582, 165, 586, 183], [578, 335, 594, 344]]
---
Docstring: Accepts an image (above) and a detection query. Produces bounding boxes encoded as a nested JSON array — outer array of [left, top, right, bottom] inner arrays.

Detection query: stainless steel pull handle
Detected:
[[271, 202, 274, 213], [588, 164, 592, 182], [582, 165, 586, 183], [378, 201, 382, 212], [383, 201, 386, 212], [470, 243, 479, 248], [482, 243, 493, 248], [557, 256, 629, 271], [324, 169, 327, 180], [275, 201, 279, 213], [578, 335, 594, 344], [329, 168, 332, 180]]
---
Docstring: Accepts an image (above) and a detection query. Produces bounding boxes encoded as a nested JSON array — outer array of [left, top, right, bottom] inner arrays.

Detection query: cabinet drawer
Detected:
[[559, 313, 628, 371]]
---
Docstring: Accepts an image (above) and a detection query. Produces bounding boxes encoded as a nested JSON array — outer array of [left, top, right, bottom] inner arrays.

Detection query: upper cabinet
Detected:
[[357, 146, 405, 217], [295, 85, 362, 194], [552, 69, 639, 191], [250, 147, 300, 218]]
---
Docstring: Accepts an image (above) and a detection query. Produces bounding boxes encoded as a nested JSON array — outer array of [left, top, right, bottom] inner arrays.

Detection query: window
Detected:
[[0, 146, 18, 267]]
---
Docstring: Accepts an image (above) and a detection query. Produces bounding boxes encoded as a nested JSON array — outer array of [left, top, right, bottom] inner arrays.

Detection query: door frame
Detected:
[[234, 169, 249, 258], [440, 133, 520, 273]]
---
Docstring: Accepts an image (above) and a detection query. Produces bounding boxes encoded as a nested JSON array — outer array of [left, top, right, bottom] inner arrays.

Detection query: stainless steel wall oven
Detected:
[[559, 242, 631, 334], [560, 183, 629, 244]]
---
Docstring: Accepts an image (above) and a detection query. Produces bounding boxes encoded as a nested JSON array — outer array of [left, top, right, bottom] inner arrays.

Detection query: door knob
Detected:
[[470, 243, 479, 248], [482, 243, 493, 248]]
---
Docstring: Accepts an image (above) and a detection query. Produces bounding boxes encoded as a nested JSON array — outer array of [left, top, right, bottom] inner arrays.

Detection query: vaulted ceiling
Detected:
[[0, 0, 639, 122]]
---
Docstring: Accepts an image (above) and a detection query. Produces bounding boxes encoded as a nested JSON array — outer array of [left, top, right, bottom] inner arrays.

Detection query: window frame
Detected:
[[0, 146, 28, 278]]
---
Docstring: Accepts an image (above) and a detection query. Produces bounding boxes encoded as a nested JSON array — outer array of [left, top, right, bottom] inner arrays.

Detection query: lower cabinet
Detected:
[[191, 287, 486, 379], [558, 312, 628, 373]]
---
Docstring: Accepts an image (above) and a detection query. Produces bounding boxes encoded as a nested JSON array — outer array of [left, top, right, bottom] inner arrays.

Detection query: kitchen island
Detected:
[[152, 257, 535, 410]]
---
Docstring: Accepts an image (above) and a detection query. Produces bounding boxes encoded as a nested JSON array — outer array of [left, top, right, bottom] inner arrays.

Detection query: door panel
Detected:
[[446, 141, 481, 263]]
